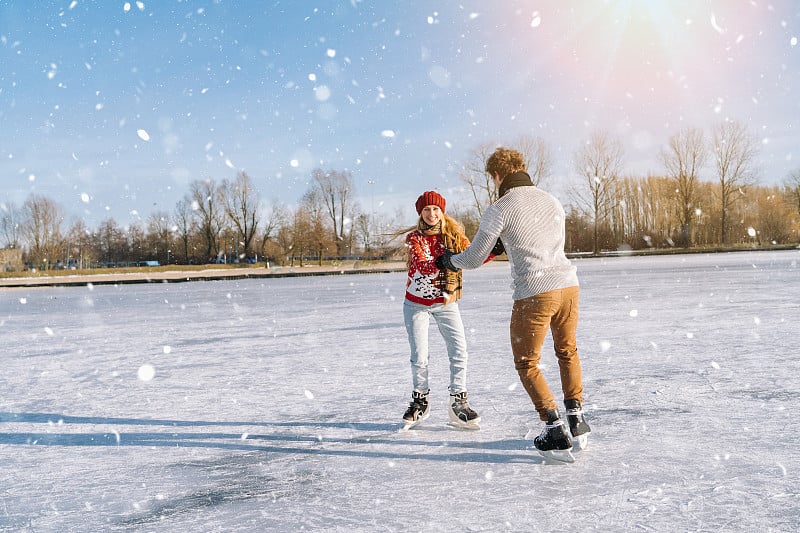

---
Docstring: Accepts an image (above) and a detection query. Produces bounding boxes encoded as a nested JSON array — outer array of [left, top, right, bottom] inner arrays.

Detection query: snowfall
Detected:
[[1, 249, 798, 532]]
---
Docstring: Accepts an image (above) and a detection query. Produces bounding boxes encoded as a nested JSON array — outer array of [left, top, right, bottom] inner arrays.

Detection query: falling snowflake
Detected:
[[137, 364, 155, 382]]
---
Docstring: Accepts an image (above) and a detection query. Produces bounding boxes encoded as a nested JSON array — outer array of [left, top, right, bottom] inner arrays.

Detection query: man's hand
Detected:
[[435, 250, 458, 272]]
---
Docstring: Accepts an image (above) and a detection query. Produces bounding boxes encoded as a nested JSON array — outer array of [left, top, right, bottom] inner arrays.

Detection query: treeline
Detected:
[[565, 177, 798, 252], [456, 124, 800, 253], [2, 122, 800, 270], [1, 168, 396, 269]]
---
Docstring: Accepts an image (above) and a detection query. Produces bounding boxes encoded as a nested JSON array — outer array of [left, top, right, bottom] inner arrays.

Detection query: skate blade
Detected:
[[538, 449, 575, 463], [573, 434, 589, 450], [447, 413, 481, 430], [446, 420, 481, 431], [400, 413, 430, 431], [400, 420, 422, 431]]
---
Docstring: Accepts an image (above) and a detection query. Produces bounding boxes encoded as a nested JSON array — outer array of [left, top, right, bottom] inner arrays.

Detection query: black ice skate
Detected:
[[447, 391, 481, 430], [565, 399, 591, 450], [402, 390, 430, 429], [533, 410, 575, 463]]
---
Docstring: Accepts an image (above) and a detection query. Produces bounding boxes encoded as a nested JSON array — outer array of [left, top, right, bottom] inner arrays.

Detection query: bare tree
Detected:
[[1, 201, 22, 249], [128, 222, 146, 261], [354, 212, 371, 253], [274, 207, 295, 264], [65, 219, 92, 268], [311, 168, 354, 256], [146, 211, 173, 264], [459, 136, 554, 217], [459, 142, 497, 217], [93, 218, 127, 263], [514, 134, 554, 187], [711, 121, 759, 244], [660, 127, 708, 247], [302, 187, 333, 265], [571, 130, 625, 254], [260, 201, 287, 261], [21, 194, 65, 267], [753, 187, 793, 245], [221, 171, 261, 260], [289, 206, 315, 267], [173, 197, 194, 264], [781, 170, 800, 244], [190, 178, 225, 261]]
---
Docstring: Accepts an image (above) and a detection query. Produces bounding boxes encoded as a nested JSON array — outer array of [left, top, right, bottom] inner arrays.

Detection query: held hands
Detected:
[[491, 238, 505, 256], [435, 250, 458, 272]]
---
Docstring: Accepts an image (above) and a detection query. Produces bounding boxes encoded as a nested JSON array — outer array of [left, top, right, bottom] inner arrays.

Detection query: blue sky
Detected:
[[2, 0, 799, 228]]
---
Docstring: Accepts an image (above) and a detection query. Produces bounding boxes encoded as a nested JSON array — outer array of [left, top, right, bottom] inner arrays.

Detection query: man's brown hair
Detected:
[[485, 147, 526, 179]]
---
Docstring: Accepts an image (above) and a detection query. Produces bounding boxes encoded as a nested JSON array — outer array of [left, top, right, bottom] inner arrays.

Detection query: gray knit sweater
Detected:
[[450, 183, 578, 301]]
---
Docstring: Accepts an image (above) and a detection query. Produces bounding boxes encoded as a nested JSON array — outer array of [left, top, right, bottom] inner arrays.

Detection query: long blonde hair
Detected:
[[433, 214, 468, 253], [398, 213, 467, 267]]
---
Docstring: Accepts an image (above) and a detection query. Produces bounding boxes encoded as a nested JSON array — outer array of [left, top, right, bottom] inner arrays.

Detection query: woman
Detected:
[[401, 190, 480, 430]]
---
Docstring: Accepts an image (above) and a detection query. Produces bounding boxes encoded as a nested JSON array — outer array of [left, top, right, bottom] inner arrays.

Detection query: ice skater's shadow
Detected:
[[0, 411, 546, 464]]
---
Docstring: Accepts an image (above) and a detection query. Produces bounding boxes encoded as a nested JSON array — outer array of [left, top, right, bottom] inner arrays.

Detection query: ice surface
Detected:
[[1, 250, 798, 531]]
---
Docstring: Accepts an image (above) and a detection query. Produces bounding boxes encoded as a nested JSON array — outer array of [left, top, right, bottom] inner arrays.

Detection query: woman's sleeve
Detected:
[[406, 232, 439, 275]]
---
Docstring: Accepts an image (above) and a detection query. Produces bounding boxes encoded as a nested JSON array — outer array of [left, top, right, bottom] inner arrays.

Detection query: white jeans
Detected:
[[403, 300, 469, 394]]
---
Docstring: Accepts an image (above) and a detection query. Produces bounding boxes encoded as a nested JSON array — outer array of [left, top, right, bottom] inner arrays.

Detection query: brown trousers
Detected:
[[509, 286, 584, 421]]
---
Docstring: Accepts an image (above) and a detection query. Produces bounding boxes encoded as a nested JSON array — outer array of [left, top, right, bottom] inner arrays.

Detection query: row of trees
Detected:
[[457, 121, 800, 253], [3, 120, 800, 270], [1, 168, 394, 268]]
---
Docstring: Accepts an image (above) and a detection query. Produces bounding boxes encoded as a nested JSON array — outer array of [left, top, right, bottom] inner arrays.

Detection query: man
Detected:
[[437, 147, 591, 462]]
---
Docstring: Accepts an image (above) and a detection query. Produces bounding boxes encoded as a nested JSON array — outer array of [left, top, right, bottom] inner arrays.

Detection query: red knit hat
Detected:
[[415, 191, 446, 215]]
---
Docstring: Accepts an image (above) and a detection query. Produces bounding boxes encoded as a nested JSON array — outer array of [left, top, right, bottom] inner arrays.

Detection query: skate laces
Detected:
[[451, 393, 472, 410], [409, 398, 427, 410], [542, 419, 566, 432], [410, 391, 429, 406], [450, 392, 478, 420], [534, 419, 563, 442]]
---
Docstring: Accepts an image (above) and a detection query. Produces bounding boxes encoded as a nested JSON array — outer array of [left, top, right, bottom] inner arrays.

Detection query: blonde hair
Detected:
[[422, 213, 467, 253], [395, 212, 468, 268]]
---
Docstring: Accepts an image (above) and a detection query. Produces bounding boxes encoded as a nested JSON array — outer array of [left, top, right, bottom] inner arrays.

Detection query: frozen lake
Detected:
[[1, 249, 798, 531]]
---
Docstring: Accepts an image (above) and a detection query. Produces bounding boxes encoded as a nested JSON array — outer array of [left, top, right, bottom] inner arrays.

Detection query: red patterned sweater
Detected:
[[405, 230, 469, 306]]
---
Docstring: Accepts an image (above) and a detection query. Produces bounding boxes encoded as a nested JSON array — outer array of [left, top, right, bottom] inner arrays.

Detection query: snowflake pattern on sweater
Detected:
[[405, 231, 447, 305], [405, 229, 473, 306]]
